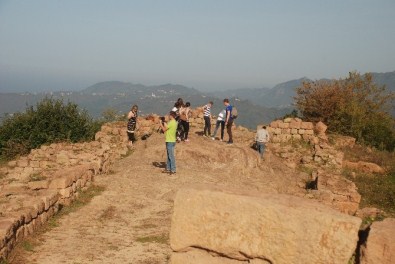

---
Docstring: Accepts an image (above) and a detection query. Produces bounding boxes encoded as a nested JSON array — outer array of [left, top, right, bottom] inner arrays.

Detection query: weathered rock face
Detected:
[[170, 186, 361, 264], [360, 218, 395, 264]]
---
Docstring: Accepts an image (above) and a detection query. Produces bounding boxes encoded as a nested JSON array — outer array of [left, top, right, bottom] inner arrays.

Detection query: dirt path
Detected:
[[12, 129, 307, 264]]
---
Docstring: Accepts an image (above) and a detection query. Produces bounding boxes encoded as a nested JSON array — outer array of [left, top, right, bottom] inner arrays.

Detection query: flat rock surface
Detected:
[[10, 128, 309, 264]]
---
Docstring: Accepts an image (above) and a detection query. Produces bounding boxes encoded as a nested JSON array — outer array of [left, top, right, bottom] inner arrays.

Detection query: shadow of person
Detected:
[[152, 161, 166, 168], [194, 131, 204, 136]]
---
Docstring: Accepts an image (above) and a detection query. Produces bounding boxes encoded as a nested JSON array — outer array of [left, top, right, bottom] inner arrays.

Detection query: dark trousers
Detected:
[[212, 120, 225, 140], [204, 116, 211, 136], [226, 119, 233, 143], [180, 120, 190, 140]]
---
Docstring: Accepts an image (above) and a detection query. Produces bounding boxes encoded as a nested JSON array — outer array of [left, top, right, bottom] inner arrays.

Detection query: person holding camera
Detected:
[[159, 111, 177, 175]]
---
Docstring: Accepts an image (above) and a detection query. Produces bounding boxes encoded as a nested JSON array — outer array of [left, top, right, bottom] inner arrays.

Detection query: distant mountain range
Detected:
[[1, 71, 394, 129], [0, 81, 292, 129], [210, 71, 395, 108]]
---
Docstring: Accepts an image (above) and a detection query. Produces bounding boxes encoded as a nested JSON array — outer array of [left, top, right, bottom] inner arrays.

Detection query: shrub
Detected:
[[295, 72, 395, 151], [0, 98, 101, 159]]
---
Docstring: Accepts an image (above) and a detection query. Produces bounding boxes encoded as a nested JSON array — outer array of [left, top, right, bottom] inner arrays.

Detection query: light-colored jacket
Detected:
[[256, 128, 270, 143]]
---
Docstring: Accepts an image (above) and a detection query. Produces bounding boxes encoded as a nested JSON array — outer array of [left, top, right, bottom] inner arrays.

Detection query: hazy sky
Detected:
[[1, 0, 394, 92]]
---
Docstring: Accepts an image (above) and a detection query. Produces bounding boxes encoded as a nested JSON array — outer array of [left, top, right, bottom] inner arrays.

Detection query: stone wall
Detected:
[[0, 122, 131, 260], [268, 117, 316, 143], [267, 118, 361, 215]]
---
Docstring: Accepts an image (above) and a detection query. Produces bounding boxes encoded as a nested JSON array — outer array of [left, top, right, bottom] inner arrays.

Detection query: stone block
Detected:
[[289, 120, 301, 129], [283, 117, 292, 123], [305, 129, 314, 135], [278, 122, 290, 129], [171, 250, 258, 264], [290, 128, 298, 134], [315, 121, 328, 134], [282, 128, 291, 134], [28, 180, 49, 190], [16, 158, 29, 167], [273, 128, 281, 135], [170, 186, 361, 264], [49, 176, 74, 189], [300, 122, 314, 130], [298, 129, 305, 135], [29, 160, 40, 168], [292, 134, 302, 140], [16, 226, 25, 242], [59, 187, 73, 198], [7, 160, 17, 168]]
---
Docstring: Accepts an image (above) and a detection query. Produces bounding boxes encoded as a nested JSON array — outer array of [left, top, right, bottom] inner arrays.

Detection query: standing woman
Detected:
[[127, 105, 138, 148], [179, 102, 191, 142]]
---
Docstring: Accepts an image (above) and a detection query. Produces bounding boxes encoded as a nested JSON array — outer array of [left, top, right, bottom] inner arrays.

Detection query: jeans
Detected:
[[226, 119, 233, 142], [212, 120, 225, 140], [257, 142, 266, 158], [204, 116, 211, 136], [166, 142, 176, 172]]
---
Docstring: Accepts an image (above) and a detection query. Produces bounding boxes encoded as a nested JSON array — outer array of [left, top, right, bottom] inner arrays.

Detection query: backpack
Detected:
[[231, 106, 238, 119]]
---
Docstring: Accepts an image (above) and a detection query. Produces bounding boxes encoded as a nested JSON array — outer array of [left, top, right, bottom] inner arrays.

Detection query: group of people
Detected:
[[126, 97, 270, 176], [201, 99, 234, 144]]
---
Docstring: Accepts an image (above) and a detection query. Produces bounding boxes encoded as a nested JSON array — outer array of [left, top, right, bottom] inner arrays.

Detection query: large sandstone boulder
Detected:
[[343, 161, 385, 174], [360, 218, 395, 264], [170, 186, 361, 264]]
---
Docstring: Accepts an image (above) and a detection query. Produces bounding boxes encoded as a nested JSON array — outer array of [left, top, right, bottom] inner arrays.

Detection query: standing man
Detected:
[[159, 111, 177, 174], [255, 125, 270, 159], [203, 101, 213, 137], [223, 99, 233, 144]]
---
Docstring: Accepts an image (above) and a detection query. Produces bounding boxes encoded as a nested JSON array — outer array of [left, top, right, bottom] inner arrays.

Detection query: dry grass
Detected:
[[342, 144, 395, 217]]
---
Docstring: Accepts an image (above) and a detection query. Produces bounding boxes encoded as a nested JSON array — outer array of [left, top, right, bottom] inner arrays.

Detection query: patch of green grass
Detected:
[[298, 165, 314, 176], [59, 185, 105, 216], [348, 254, 356, 264], [346, 172, 395, 217], [21, 241, 34, 252], [47, 217, 59, 228], [136, 234, 168, 244], [29, 173, 47, 182], [0, 258, 10, 264]]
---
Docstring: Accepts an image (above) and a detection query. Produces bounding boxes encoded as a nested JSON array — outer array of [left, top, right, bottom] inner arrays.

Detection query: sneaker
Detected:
[[185, 139, 189, 142], [170, 171, 177, 175], [162, 170, 170, 174], [211, 137, 215, 140], [227, 141, 233, 145], [220, 139, 223, 142]]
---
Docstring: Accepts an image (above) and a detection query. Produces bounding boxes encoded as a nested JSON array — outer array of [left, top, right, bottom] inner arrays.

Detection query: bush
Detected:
[[295, 72, 395, 151], [0, 98, 101, 159]]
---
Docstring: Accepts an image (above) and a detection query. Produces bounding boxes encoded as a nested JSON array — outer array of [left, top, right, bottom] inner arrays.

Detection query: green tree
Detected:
[[0, 98, 101, 159], [295, 72, 395, 150]]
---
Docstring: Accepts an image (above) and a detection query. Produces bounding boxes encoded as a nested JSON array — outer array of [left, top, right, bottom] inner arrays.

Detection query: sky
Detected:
[[0, 0, 395, 92]]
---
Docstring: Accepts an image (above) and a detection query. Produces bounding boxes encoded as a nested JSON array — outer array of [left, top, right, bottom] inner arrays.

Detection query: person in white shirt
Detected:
[[255, 125, 270, 159], [211, 109, 226, 141]]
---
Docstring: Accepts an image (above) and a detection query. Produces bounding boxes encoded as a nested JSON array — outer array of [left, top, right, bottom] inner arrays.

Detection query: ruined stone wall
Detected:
[[0, 122, 132, 260], [268, 117, 316, 143], [267, 117, 361, 215]]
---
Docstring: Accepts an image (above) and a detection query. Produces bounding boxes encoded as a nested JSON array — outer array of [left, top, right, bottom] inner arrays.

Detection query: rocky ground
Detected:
[[9, 127, 311, 264]]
